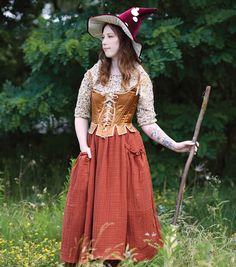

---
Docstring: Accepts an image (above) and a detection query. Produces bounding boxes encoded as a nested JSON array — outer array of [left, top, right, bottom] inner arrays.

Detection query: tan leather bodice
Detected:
[[88, 87, 139, 138]]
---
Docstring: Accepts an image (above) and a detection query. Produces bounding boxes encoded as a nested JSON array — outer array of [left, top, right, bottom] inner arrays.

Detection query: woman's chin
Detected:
[[104, 52, 117, 58], [105, 53, 112, 58]]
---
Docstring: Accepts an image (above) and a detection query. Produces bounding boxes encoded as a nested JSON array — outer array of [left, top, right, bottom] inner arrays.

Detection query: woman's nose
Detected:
[[102, 36, 108, 45]]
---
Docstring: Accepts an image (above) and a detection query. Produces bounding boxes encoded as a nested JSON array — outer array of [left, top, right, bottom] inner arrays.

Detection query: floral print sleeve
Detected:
[[74, 70, 92, 119], [136, 71, 157, 127]]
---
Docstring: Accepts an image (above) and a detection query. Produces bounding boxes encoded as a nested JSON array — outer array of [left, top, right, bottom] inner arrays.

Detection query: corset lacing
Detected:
[[101, 93, 118, 131]]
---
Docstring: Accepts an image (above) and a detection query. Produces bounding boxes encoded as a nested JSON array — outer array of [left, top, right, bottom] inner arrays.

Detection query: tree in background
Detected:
[[0, 0, 236, 194], [0, 0, 48, 86]]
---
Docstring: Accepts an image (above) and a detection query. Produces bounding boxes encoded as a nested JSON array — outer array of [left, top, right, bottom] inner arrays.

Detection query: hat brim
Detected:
[[87, 14, 142, 57]]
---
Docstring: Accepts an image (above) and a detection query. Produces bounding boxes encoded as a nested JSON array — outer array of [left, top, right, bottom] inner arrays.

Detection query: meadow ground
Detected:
[[0, 182, 235, 267]]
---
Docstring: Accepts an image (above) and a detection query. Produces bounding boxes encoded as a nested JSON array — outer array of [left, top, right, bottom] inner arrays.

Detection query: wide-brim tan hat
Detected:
[[87, 7, 158, 57]]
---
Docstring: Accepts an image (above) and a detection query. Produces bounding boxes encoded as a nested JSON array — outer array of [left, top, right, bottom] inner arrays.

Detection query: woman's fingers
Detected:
[[81, 147, 92, 159], [87, 148, 92, 159], [194, 141, 199, 155]]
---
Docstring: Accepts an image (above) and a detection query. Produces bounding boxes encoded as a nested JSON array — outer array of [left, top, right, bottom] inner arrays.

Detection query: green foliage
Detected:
[[0, 0, 46, 86], [141, 18, 183, 76], [0, 13, 101, 133], [0, 236, 61, 266], [0, 79, 55, 132], [0, 183, 235, 266], [155, 220, 235, 267], [0, 1, 236, 188], [22, 15, 98, 72]]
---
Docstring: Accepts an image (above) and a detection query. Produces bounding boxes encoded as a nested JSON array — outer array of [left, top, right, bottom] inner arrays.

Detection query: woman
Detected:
[[60, 7, 199, 267]]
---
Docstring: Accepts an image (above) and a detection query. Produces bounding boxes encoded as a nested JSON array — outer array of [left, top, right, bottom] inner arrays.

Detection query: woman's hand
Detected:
[[80, 146, 92, 159], [174, 141, 199, 154], [75, 117, 92, 159], [141, 123, 200, 154]]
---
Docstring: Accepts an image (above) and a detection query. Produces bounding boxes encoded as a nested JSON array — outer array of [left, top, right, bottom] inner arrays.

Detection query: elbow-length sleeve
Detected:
[[136, 72, 157, 127], [74, 69, 92, 119]]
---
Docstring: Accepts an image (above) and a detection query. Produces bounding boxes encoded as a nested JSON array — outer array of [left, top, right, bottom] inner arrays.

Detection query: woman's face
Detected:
[[102, 25, 120, 59]]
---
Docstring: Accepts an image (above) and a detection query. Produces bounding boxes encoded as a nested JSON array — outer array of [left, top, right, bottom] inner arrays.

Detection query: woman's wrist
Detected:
[[172, 141, 178, 152], [80, 144, 89, 152], [160, 139, 177, 151]]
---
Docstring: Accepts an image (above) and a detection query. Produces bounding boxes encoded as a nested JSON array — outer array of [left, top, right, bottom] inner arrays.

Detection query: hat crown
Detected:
[[118, 7, 158, 39]]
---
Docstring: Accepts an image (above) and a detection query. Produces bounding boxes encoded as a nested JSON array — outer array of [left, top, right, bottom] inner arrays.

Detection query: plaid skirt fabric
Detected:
[[60, 128, 163, 264]]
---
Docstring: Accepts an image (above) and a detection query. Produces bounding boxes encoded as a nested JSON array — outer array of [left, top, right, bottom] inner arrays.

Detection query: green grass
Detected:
[[0, 182, 235, 266]]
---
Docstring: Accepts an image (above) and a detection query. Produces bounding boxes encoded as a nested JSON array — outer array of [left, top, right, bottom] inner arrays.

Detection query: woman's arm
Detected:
[[141, 123, 198, 153], [74, 117, 92, 158]]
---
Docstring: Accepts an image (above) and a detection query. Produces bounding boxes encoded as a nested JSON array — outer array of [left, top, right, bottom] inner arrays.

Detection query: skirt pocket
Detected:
[[125, 142, 153, 212], [124, 142, 145, 181], [66, 152, 90, 207]]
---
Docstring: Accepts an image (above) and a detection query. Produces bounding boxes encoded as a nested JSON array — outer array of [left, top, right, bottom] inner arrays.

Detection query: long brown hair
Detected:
[[98, 23, 142, 90]]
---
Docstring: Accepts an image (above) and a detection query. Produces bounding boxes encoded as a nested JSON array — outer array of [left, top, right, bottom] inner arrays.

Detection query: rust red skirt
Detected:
[[60, 128, 163, 264]]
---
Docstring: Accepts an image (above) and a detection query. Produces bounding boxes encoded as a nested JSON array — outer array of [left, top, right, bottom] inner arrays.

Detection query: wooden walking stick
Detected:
[[172, 86, 211, 225]]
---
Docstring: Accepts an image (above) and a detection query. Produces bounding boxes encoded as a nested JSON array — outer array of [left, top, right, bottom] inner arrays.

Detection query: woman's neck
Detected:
[[110, 57, 121, 74]]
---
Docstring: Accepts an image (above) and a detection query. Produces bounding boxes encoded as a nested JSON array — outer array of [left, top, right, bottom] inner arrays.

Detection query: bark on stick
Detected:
[[172, 86, 211, 225]]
